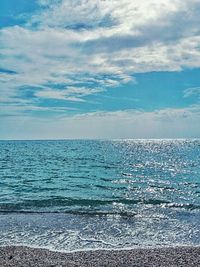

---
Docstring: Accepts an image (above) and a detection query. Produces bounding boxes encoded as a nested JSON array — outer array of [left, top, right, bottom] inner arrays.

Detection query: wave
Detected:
[[0, 209, 138, 217], [0, 197, 170, 209], [0, 197, 199, 215]]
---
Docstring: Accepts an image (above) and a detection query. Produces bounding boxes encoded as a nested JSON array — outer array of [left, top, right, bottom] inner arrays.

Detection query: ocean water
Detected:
[[0, 139, 200, 251]]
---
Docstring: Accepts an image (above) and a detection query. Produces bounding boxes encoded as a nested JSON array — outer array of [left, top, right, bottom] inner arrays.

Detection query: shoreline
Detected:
[[1, 246, 200, 267], [1, 243, 200, 254]]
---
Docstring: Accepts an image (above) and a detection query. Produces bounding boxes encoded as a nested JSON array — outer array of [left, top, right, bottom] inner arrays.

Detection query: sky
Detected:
[[0, 0, 200, 139]]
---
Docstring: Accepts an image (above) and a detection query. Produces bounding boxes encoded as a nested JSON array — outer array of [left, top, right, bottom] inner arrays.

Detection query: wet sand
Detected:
[[0, 246, 200, 267]]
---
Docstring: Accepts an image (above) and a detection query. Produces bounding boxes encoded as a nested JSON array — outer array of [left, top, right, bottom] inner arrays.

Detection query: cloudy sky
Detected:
[[0, 0, 200, 139]]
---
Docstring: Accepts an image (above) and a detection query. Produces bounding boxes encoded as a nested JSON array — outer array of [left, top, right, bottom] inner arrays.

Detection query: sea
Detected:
[[0, 139, 200, 252]]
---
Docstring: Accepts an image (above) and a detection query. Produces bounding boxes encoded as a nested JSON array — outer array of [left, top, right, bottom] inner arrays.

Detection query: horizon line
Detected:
[[0, 138, 200, 142]]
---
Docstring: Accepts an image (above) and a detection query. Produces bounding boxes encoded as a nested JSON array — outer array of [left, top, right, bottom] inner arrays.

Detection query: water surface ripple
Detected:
[[0, 139, 200, 250]]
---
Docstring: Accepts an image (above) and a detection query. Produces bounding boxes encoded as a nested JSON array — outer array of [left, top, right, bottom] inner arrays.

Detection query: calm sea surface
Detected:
[[0, 139, 200, 251]]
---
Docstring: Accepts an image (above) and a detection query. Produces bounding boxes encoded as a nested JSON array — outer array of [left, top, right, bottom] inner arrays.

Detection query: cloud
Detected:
[[32, 0, 183, 30], [0, 25, 132, 109], [1, 0, 200, 118], [1, 106, 200, 139], [183, 87, 200, 99], [0, 101, 76, 118], [35, 86, 103, 101]]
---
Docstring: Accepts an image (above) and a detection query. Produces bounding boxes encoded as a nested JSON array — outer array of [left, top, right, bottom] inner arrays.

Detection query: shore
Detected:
[[0, 246, 200, 267]]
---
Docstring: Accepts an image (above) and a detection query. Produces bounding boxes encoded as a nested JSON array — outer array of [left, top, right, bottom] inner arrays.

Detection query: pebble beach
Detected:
[[1, 246, 200, 267]]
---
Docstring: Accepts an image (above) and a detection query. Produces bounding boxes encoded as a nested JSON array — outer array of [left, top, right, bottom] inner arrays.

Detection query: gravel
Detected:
[[0, 246, 200, 267]]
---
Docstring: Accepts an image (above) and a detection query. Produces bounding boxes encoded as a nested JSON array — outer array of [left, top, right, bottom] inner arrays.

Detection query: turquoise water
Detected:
[[0, 139, 200, 251]]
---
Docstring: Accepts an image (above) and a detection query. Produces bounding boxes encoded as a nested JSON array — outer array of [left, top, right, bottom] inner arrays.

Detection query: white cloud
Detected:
[[33, 0, 183, 30], [183, 87, 200, 99], [35, 86, 103, 101], [1, 0, 200, 118], [0, 102, 76, 116], [1, 106, 200, 139]]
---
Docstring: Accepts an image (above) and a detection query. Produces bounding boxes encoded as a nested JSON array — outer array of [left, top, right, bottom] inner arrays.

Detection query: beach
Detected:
[[1, 246, 200, 267]]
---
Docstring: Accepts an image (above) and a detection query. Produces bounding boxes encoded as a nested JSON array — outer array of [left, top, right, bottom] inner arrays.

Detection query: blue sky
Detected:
[[0, 0, 200, 139]]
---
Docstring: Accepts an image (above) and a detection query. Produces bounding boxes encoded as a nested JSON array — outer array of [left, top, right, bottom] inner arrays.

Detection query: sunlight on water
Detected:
[[0, 139, 200, 250]]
